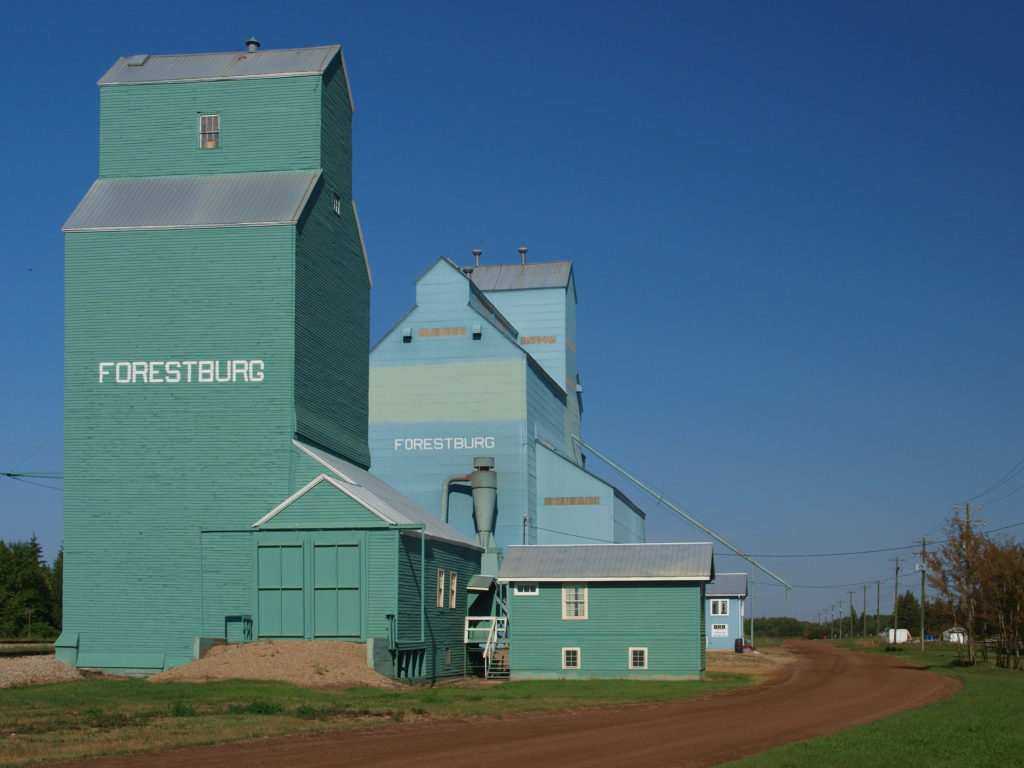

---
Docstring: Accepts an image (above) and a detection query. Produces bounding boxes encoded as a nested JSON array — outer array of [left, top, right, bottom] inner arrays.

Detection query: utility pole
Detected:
[[954, 503, 983, 664], [522, 513, 527, 545], [892, 558, 901, 644], [830, 604, 835, 639], [920, 537, 927, 652], [876, 580, 881, 637], [838, 600, 843, 639], [862, 584, 867, 638], [848, 590, 854, 640]]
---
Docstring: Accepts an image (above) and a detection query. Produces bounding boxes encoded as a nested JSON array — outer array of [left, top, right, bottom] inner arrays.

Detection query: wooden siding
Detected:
[[257, 480, 389, 529], [509, 581, 705, 680], [63, 225, 297, 669], [199, 532, 254, 642], [395, 535, 480, 680], [294, 57, 369, 468], [99, 76, 322, 178]]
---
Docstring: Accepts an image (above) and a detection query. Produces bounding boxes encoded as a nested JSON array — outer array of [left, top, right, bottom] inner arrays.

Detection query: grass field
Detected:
[[723, 642, 1024, 768], [0, 673, 749, 767]]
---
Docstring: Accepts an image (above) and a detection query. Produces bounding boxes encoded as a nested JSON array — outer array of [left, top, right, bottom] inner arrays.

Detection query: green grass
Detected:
[[722, 643, 1024, 768], [0, 674, 749, 766]]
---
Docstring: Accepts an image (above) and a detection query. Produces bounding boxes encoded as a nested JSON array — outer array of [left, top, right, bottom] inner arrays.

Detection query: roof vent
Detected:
[[472, 249, 482, 266], [518, 246, 527, 264], [246, 37, 261, 52]]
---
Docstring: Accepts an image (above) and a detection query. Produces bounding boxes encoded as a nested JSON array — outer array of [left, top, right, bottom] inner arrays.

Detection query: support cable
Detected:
[[571, 434, 791, 602]]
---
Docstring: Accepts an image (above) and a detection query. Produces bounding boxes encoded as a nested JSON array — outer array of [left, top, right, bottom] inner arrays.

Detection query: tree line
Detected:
[[0, 536, 62, 639], [928, 516, 1023, 669]]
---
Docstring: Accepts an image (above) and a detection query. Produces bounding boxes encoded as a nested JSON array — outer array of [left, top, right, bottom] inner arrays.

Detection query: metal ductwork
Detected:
[[441, 457, 501, 574]]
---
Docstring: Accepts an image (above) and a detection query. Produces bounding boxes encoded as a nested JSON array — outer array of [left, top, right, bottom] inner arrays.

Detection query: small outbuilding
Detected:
[[497, 543, 713, 680], [705, 572, 748, 650], [941, 626, 968, 644]]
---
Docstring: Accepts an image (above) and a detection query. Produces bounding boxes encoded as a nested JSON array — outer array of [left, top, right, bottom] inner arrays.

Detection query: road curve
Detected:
[[50, 641, 960, 768]]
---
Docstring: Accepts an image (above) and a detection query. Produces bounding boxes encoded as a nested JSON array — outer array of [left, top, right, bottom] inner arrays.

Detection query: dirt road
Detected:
[[50, 641, 960, 768]]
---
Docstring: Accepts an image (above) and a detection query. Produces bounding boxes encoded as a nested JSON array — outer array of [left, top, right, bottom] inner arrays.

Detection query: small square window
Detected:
[[436, 569, 445, 608], [449, 571, 457, 609], [629, 647, 647, 670], [514, 583, 538, 596], [562, 647, 580, 670], [199, 114, 219, 149]]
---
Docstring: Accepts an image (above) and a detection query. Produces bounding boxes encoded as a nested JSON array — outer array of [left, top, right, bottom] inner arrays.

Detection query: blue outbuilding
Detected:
[[705, 572, 748, 650]]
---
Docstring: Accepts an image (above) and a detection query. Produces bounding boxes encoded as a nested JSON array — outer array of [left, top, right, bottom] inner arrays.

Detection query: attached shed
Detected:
[[497, 543, 713, 680], [196, 440, 482, 682], [705, 572, 748, 650]]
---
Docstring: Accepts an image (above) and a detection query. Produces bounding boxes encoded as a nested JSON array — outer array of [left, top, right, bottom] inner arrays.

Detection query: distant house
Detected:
[[497, 543, 713, 680], [942, 626, 968, 644], [705, 573, 747, 650]]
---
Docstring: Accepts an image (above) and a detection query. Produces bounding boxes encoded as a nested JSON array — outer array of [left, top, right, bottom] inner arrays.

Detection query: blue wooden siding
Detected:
[[509, 581, 705, 680], [705, 595, 745, 649]]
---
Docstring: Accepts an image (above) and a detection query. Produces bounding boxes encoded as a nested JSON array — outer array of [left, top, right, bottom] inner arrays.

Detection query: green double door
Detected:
[[256, 533, 363, 639]]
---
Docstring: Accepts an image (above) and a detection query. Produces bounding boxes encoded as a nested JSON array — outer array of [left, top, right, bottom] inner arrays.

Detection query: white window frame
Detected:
[[514, 583, 539, 596], [562, 583, 588, 620], [449, 571, 457, 609], [629, 647, 648, 670], [436, 569, 445, 608], [332, 193, 341, 215], [562, 647, 581, 670], [711, 599, 729, 616], [199, 114, 219, 149]]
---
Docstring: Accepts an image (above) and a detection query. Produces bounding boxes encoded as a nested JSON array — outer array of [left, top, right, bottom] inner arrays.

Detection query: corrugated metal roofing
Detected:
[[706, 572, 748, 597], [294, 441, 481, 550], [62, 171, 320, 232], [467, 575, 495, 591], [99, 46, 340, 85], [463, 261, 573, 291], [497, 543, 713, 581]]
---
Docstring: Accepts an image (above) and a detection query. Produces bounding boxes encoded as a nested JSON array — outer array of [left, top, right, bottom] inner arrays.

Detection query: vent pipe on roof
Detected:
[[518, 246, 527, 264], [246, 37, 261, 52], [472, 249, 482, 266]]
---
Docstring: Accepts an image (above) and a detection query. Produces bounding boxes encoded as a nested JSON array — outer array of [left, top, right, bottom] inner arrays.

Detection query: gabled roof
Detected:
[[62, 171, 320, 232], [294, 440, 481, 550], [706, 572, 748, 598], [462, 261, 573, 291], [498, 543, 713, 582], [99, 46, 341, 85]]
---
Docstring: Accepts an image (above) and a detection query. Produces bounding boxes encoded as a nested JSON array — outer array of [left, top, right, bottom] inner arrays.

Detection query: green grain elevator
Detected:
[[60, 42, 480, 678]]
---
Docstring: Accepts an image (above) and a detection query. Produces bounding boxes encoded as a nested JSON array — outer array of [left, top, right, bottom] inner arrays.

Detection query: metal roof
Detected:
[[467, 575, 495, 592], [497, 543, 713, 582], [293, 441, 481, 550], [99, 46, 341, 85], [63, 171, 320, 232], [462, 261, 573, 291], [706, 572, 748, 598]]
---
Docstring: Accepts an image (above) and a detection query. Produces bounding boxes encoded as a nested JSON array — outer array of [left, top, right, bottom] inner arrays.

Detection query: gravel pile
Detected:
[[0, 655, 83, 688], [148, 640, 406, 689]]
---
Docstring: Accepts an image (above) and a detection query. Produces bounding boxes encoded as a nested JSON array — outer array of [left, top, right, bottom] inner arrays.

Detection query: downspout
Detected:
[[441, 474, 472, 523]]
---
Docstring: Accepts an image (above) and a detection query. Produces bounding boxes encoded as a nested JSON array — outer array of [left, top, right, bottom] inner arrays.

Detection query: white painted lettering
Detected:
[[249, 360, 264, 383], [115, 362, 132, 383], [231, 360, 248, 382], [165, 361, 181, 383], [393, 436, 497, 451], [149, 361, 164, 383], [198, 361, 214, 383], [98, 362, 113, 383], [183, 361, 197, 382]]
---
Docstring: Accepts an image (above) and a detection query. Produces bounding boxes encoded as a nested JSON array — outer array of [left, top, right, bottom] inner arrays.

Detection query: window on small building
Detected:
[[449, 571, 457, 609], [562, 647, 580, 670], [514, 583, 538, 596], [562, 583, 588, 620], [629, 647, 647, 670], [199, 114, 220, 149], [436, 569, 445, 608], [711, 599, 729, 616]]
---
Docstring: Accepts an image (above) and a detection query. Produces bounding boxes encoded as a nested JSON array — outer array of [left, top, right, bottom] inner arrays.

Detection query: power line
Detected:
[[969, 456, 1024, 502]]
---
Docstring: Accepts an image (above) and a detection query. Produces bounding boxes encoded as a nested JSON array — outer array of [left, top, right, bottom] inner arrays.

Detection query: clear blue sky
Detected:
[[2, 1, 1022, 621]]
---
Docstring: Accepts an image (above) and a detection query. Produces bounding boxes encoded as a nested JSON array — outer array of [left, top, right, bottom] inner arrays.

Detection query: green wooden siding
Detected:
[[63, 48, 377, 670], [99, 76, 322, 178], [258, 480, 389, 529], [509, 581, 705, 680]]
